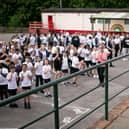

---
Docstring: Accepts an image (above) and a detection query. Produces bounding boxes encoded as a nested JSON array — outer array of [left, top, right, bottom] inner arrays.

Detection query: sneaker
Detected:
[[93, 75, 96, 78], [64, 82, 67, 86], [96, 75, 99, 78], [47, 92, 52, 97], [72, 82, 77, 87], [13, 103, 18, 108], [80, 73, 85, 76], [44, 92, 48, 97], [123, 58, 128, 61], [9, 104, 14, 108], [40, 91, 44, 93]]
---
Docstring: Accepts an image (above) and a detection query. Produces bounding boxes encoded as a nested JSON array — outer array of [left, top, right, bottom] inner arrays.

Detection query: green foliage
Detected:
[[1, 0, 129, 27]]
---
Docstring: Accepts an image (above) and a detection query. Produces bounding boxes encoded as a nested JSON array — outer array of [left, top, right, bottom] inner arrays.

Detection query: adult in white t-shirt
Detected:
[[114, 35, 121, 57], [0, 64, 8, 100]]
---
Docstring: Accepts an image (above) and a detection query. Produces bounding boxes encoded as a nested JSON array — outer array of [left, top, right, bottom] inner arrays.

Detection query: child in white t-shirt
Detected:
[[7, 65, 18, 108], [61, 52, 70, 86], [42, 59, 52, 97], [34, 56, 44, 93], [19, 64, 32, 109]]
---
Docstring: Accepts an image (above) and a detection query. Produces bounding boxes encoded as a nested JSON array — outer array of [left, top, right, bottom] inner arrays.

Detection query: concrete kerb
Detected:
[[87, 96, 129, 129]]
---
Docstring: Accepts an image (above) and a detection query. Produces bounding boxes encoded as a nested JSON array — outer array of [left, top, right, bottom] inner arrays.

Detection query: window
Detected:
[[125, 19, 129, 25], [97, 19, 110, 24]]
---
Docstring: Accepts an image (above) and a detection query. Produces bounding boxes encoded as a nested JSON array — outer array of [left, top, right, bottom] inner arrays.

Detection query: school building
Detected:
[[29, 8, 129, 34]]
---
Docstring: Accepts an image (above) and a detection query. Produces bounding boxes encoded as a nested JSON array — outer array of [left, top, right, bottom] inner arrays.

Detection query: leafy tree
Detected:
[[1, 0, 129, 27]]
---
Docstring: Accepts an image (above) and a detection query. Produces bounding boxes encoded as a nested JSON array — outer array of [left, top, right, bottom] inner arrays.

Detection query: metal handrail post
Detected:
[[53, 84, 59, 129], [105, 64, 109, 120]]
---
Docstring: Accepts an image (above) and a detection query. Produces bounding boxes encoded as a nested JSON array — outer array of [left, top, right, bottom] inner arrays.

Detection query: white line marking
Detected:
[[32, 99, 90, 129], [60, 108, 90, 129], [62, 117, 72, 124]]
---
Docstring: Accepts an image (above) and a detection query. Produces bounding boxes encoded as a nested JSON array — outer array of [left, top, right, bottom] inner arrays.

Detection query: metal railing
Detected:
[[0, 53, 129, 129]]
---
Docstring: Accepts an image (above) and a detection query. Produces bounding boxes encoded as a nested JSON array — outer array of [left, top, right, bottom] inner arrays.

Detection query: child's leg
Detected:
[[27, 96, 31, 109], [0, 89, 4, 100], [72, 76, 78, 86]]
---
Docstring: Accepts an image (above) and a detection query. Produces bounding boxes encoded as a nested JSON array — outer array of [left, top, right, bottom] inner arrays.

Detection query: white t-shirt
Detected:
[[84, 49, 92, 61], [78, 47, 85, 58], [40, 35, 48, 44], [34, 61, 43, 75], [7, 72, 17, 89], [61, 57, 69, 70], [71, 56, 79, 68], [52, 46, 57, 54], [69, 49, 74, 60], [0, 68, 8, 85], [79, 35, 86, 44], [12, 53, 22, 60], [114, 38, 121, 45], [30, 36, 36, 45], [91, 51, 97, 63], [42, 65, 51, 79], [19, 70, 32, 87], [23, 62, 33, 70]]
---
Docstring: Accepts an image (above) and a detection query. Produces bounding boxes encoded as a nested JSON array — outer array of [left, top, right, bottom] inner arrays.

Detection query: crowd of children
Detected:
[[0, 31, 128, 109]]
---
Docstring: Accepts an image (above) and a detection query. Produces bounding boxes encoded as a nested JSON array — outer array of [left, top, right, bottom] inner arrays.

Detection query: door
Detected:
[[48, 15, 54, 30]]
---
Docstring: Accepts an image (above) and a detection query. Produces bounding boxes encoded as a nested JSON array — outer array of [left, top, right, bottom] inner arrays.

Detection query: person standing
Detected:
[[19, 64, 32, 109], [106, 36, 114, 67], [7, 65, 18, 108], [71, 33, 80, 48], [42, 59, 52, 97], [122, 34, 129, 61], [70, 53, 84, 86], [96, 45, 109, 87], [114, 35, 121, 57], [34, 56, 44, 93], [0, 62, 8, 100]]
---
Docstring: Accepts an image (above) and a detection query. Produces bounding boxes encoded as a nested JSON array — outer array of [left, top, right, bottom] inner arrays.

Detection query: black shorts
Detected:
[[62, 69, 69, 73], [44, 79, 51, 83], [92, 63, 96, 66], [22, 86, 31, 90], [70, 67, 79, 74], [0, 85, 8, 92], [78, 56, 84, 61], [8, 89, 17, 96], [85, 61, 92, 67]]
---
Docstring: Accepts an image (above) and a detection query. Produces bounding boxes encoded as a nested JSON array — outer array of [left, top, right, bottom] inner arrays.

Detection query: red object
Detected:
[[29, 22, 49, 33], [29, 22, 128, 35], [48, 16, 54, 31]]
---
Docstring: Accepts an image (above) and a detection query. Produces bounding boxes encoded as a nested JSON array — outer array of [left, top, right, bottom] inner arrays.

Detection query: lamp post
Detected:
[[60, 0, 62, 8], [90, 15, 96, 32]]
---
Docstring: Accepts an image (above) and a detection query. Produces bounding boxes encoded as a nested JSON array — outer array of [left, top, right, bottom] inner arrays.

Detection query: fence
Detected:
[[0, 53, 129, 129], [0, 27, 28, 33]]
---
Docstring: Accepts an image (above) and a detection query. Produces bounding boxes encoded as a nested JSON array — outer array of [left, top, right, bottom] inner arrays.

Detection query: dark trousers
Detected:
[[35, 75, 43, 87], [108, 51, 113, 66], [97, 67, 105, 83], [0, 85, 8, 100], [115, 44, 119, 57]]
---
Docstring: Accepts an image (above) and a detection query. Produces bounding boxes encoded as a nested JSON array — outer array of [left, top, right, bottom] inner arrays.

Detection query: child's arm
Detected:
[[20, 73, 24, 81], [28, 72, 33, 80], [7, 73, 12, 81]]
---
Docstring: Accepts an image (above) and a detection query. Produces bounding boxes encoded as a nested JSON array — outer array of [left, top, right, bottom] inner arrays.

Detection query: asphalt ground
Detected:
[[0, 59, 129, 129]]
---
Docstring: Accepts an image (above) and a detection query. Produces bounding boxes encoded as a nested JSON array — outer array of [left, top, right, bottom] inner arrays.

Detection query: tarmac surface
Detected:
[[0, 59, 129, 129], [106, 107, 129, 129], [0, 34, 129, 129]]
